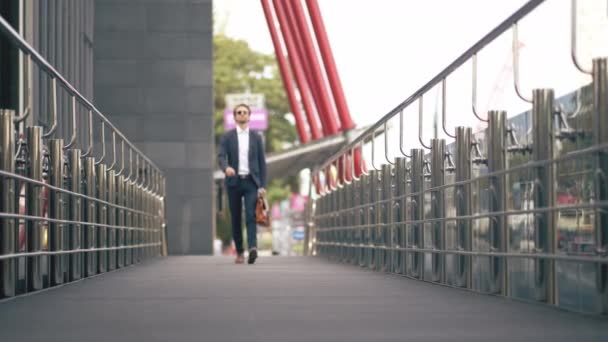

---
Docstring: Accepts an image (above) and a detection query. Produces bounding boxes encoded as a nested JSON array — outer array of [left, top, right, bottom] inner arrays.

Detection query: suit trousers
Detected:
[[227, 176, 258, 254]]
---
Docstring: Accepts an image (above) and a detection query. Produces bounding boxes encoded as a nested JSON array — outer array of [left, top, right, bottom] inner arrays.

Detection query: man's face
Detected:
[[234, 106, 251, 125]]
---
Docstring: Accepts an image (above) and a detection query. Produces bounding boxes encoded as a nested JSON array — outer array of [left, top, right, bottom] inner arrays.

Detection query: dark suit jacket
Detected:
[[217, 128, 267, 188]]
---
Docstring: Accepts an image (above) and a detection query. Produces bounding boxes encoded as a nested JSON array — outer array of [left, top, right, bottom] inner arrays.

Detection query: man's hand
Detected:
[[258, 188, 266, 197], [225, 167, 236, 177]]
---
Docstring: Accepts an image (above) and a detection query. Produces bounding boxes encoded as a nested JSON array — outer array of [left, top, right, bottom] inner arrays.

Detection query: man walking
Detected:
[[218, 104, 267, 264]]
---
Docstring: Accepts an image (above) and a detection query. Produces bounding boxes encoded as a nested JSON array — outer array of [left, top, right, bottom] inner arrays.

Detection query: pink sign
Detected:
[[224, 108, 268, 131], [290, 194, 308, 213], [271, 203, 281, 219]]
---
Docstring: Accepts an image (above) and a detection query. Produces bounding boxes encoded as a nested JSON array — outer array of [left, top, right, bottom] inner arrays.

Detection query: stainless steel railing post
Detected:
[[68, 149, 82, 281], [96, 163, 107, 273], [394, 157, 408, 275], [369, 169, 378, 269], [26, 126, 43, 291], [455, 127, 472, 289], [430, 139, 446, 283], [84, 157, 97, 276], [107, 169, 116, 270], [363, 172, 372, 268], [382, 163, 393, 272], [531, 90, 556, 304], [117, 173, 125, 268], [49, 139, 64, 285], [410, 148, 425, 279], [0, 109, 16, 297], [592, 57, 608, 313], [488, 110, 508, 296], [356, 174, 365, 267]]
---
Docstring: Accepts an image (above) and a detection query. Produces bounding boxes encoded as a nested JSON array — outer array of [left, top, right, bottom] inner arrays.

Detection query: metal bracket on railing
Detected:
[[134, 154, 140, 186], [137, 157, 144, 188], [318, 171, 326, 195], [123, 148, 133, 182], [150, 169, 156, 193], [370, 133, 381, 171], [13, 54, 31, 124], [63, 96, 77, 149], [445, 152, 456, 172], [471, 138, 487, 165], [423, 159, 431, 179], [398, 109, 411, 158], [472, 54, 488, 123], [418, 95, 432, 150], [42, 146, 50, 181], [506, 124, 532, 153], [81, 110, 93, 158], [512, 23, 533, 104], [335, 158, 343, 189], [324, 166, 332, 193], [350, 148, 360, 182], [343, 153, 351, 185], [145, 163, 152, 191], [115, 140, 125, 176], [548, 87, 583, 145], [442, 78, 456, 139], [142, 159, 148, 190], [43, 78, 58, 138], [95, 122, 106, 165], [14, 135, 28, 173], [107, 132, 117, 171], [62, 152, 70, 183], [384, 122, 395, 165], [571, 0, 593, 75], [555, 106, 584, 141]]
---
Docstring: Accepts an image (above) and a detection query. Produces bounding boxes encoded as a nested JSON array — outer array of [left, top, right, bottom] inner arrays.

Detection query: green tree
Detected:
[[214, 33, 298, 246], [214, 33, 296, 151]]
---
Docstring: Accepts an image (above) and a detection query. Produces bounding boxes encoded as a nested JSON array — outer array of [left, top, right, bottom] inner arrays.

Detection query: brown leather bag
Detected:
[[255, 195, 270, 227]]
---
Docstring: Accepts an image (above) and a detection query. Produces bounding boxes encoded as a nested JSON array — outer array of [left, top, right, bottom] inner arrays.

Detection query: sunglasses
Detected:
[[236, 110, 250, 115]]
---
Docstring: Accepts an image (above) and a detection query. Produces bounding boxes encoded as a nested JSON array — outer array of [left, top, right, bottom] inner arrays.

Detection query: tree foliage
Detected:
[[213, 33, 296, 152], [214, 33, 298, 245]]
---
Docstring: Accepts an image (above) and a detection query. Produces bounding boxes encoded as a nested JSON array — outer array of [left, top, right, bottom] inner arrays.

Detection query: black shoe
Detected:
[[248, 249, 257, 264]]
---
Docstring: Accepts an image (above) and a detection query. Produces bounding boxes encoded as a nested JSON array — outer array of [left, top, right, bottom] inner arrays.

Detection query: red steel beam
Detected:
[[261, 0, 309, 143], [282, 0, 329, 136], [288, 0, 340, 135], [305, 0, 355, 130], [272, 0, 322, 140]]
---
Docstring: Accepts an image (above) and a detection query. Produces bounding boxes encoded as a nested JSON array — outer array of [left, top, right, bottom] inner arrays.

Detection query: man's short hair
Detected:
[[233, 103, 251, 117]]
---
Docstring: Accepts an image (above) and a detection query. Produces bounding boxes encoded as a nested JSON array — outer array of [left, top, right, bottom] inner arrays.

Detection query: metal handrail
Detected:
[[0, 14, 163, 175], [63, 96, 77, 149], [441, 78, 456, 139], [312, 0, 545, 173], [571, 0, 593, 74], [418, 96, 431, 149], [81, 110, 94, 157], [107, 132, 117, 171], [95, 122, 106, 165], [42, 78, 58, 137], [13, 54, 31, 123], [512, 23, 533, 103], [116, 140, 125, 176], [398, 109, 411, 157], [471, 54, 488, 122], [383, 122, 395, 165]]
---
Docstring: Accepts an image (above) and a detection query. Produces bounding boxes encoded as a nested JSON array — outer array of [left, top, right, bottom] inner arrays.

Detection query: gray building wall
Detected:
[[22, 0, 95, 145], [93, 0, 214, 254]]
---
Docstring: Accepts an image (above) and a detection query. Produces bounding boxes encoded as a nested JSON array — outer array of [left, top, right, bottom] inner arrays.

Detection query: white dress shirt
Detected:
[[236, 126, 250, 175]]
